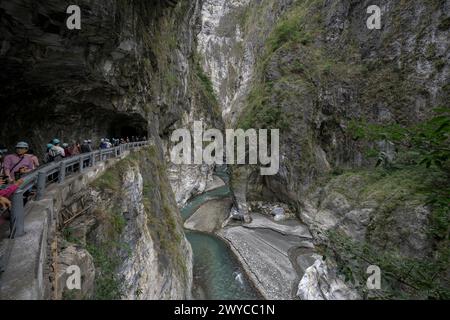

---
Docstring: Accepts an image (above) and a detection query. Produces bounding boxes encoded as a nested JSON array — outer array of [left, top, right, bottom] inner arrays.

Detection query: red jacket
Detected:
[[0, 184, 18, 199]]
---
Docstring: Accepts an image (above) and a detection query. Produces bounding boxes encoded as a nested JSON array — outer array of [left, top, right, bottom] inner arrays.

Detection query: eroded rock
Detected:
[[297, 257, 360, 300]]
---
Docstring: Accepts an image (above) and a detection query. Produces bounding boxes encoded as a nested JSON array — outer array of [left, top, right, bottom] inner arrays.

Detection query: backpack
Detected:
[[47, 147, 62, 162]]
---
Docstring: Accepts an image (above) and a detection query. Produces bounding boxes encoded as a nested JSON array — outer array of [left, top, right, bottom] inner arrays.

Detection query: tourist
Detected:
[[87, 139, 93, 150], [0, 196, 11, 225], [0, 196, 11, 211], [0, 178, 24, 198], [45, 143, 63, 163], [52, 139, 65, 157], [81, 140, 92, 153], [0, 145, 7, 183], [25, 149, 40, 169], [0, 179, 24, 226], [69, 141, 81, 156], [99, 138, 107, 149], [3, 142, 34, 182], [44, 144, 53, 163], [63, 143, 72, 157]]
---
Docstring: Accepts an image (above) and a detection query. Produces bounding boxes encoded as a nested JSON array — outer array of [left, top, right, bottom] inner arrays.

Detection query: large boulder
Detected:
[[297, 257, 360, 300]]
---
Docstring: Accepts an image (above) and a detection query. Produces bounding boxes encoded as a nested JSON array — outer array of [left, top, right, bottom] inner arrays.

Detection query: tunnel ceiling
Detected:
[[0, 0, 179, 153]]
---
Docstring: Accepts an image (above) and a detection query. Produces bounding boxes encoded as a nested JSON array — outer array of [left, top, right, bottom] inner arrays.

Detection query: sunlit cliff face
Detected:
[[197, 0, 253, 122]]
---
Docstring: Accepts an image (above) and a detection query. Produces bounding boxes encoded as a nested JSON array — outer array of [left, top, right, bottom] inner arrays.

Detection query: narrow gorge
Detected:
[[0, 0, 448, 300]]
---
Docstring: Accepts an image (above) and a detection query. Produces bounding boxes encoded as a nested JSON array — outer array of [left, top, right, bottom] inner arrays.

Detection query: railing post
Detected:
[[11, 191, 25, 237], [79, 156, 84, 173], [91, 153, 96, 167], [58, 161, 66, 184], [36, 171, 47, 201]]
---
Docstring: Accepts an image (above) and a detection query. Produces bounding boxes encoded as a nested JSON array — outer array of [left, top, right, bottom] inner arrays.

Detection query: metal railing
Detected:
[[8, 141, 149, 238]]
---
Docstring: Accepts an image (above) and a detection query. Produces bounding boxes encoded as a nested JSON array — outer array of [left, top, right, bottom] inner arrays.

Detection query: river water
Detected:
[[181, 166, 261, 300]]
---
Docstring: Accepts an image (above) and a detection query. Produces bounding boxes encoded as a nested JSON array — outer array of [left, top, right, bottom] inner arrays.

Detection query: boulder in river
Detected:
[[271, 206, 286, 221]]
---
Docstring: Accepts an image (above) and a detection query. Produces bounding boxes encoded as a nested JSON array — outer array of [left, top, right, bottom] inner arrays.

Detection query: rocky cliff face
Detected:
[[199, 0, 449, 299], [57, 146, 192, 300], [1, 0, 448, 300], [198, 0, 295, 124], [0, 0, 225, 300], [238, 0, 448, 196], [0, 0, 212, 156]]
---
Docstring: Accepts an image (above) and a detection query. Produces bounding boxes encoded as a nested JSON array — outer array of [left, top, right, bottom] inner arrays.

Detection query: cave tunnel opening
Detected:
[[0, 104, 149, 160], [108, 113, 148, 141]]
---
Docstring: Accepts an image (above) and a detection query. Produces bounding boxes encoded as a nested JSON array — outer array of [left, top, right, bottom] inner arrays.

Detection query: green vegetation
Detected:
[[438, 16, 450, 31], [86, 240, 124, 300], [191, 52, 222, 121], [322, 230, 449, 299], [84, 205, 129, 300], [266, 1, 316, 54], [90, 170, 121, 192], [142, 145, 188, 280], [77, 155, 144, 299], [350, 107, 450, 171], [237, 0, 360, 131], [315, 165, 449, 299], [194, 58, 218, 106], [349, 107, 450, 244], [238, 83, 289, 130], [62, 227, 81, 245], [237, 1, 318, 130], [330, 107, 450, 299]]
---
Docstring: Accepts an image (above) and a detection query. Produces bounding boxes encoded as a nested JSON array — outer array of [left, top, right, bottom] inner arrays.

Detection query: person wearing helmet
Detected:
[[44, 144, 53, 163], [100, 138, 107, 150], [51, 139, 65, 158], [45, 142, 63, 163], [62, 143, 72, 157], [3, 142, 34, 181], [81, 140, 92, 153]]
